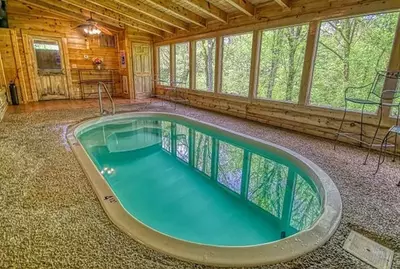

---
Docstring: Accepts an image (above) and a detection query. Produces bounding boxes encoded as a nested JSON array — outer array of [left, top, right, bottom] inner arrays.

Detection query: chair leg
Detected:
[[334, 101, 348, 150], [393, 133, 398, 162], [364, 104, 383, 165], [360, 103, 366, 147], [375, 132, 390, 174]]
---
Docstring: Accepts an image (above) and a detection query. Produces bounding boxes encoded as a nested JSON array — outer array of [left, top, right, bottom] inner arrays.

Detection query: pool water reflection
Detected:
[[78, 118, 322, 246]]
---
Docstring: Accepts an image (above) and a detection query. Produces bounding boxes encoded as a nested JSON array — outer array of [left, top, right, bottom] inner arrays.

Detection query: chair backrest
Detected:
[[371, 71, 400, 100]]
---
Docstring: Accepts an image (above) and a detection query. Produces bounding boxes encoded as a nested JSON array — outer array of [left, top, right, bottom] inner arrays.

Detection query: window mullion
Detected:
[[249, 30, 262, 102], [298, 21, 320, 106]]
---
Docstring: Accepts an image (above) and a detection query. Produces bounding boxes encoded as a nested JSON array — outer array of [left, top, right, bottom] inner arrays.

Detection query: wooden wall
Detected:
[[0, 0, 130, 103]]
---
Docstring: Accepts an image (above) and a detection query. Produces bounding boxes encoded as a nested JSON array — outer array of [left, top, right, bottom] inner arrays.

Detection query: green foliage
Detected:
[[248, 153, 288, 217], [310, 12, 399, 111], [175, 42, 190, 88], [196, 38, 216, 91], [176, 124, 189, 163], [258, 25, 308, 102], [158, 45, 170, 85], [221, 33, 253, 96], [194, 132, 212, 176], [290, 175, 322, 231], [217, 142, 243, 194]]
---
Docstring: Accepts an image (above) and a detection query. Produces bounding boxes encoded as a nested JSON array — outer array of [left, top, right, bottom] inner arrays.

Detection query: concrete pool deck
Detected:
[[0, 101, 399, 268]]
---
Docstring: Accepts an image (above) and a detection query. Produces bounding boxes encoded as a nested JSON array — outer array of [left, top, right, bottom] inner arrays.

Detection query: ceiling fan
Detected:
[[73, 14, 113, 36]]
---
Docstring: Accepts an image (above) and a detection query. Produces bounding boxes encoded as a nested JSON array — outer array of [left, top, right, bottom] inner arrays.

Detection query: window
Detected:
[[217, 141, 243, 194], [257, 25, 308, 102], [161, 121, 171, 152], [195, 38, 216, 91], [33, 40, 62, 74], [176, 124, 189, 163], [99, 34, 116, 48], [175, 42, 190, 88], [194, 131, 212, 176], [221, 33, 253, 96], [310, 12, 399, 111], [158, 45, 170, 86], [290, 175, 322, 231], [248, 154, 288, 218]]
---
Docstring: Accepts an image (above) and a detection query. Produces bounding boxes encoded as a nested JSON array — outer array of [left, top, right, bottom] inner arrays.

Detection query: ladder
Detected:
[[98, 82, 116, 115]]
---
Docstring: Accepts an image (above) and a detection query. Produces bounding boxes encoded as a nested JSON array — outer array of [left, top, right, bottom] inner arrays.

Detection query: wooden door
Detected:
[[132, 43, 152, 99], [32, 38, 68, 100]]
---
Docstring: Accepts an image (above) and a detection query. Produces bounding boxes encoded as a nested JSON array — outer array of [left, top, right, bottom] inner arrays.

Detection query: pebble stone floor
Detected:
[[0, 101, 399, 269]]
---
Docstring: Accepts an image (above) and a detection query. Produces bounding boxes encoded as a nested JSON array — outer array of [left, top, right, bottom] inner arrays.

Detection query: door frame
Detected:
[[131, 40, 153, 99], [21, 30, 73, 101]]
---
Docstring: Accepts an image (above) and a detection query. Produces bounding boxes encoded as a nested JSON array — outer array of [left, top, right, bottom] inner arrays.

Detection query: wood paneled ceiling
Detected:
[[11, 0, 289, 37]]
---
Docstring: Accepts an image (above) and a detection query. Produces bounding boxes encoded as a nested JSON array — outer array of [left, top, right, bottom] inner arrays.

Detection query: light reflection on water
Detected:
[[78, 118, 322, 246]]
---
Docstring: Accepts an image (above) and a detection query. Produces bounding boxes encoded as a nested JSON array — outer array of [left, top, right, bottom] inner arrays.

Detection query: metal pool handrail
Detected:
[[98, 82, 116, 115]]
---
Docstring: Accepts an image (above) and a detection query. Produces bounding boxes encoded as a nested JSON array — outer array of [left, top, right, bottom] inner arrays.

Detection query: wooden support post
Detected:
[[170, 44, 175, 86], [189, 128, 195, 166], [248, 30, 262, 102], [281, 169, 296, 235], [240, 150, 251, 199], [171, 122, 177, 156], [189, 41, 196, 90], [214, 36, 223, 93], [10, 29, 28, 103], [211, 138, 219, 180], [21, 32, 38, 101], [382, 14, 400, 121], [298, 21, 319, 106]]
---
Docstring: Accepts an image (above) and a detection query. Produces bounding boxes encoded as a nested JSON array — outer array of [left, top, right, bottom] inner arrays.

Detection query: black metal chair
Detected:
[[375, 125, 400, 186], [335, 71, 400, 164]]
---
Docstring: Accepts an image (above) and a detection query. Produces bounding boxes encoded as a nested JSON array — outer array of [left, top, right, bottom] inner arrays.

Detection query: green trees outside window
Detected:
[[257, 25, 308, 102], [217, 142, 243, 194], [221, 33, 253, 96], [196, 38, 216, 91], [176, 124, 189, 163], [175, 42, 190, 88], [248, 153, 288, 218], [194, 131, 212, 176], [310, 12, 399, 111], [290, 175, 322, 231], [158, 45, 170, 86]]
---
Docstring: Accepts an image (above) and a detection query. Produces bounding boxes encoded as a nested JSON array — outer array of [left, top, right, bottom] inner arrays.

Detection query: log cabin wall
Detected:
[[0, 0, 139, 103], [154, 0, 400, 146]]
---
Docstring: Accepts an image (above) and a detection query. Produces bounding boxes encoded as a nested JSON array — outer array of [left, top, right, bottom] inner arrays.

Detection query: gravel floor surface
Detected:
[[0, 103, 399, 269]]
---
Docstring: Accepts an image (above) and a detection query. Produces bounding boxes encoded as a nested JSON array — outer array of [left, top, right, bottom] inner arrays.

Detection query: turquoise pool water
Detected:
[[77, 117, 322, 247]]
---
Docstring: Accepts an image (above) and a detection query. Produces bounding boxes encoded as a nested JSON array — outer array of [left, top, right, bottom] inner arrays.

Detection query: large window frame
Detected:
[[155, 10, 400, 123]]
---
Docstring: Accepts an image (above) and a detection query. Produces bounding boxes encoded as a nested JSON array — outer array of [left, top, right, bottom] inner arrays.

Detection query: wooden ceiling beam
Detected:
[[18, 0, 124, 31], [178, 0, 227, 23], [225, 0, 254, 16], [17, 0, 87, 23], [111, 0, 189, 31], [59, 0, 164, 36], [144, 0, 206, 27], [85, 0, 175, 34], [274, 0, 291, 10]]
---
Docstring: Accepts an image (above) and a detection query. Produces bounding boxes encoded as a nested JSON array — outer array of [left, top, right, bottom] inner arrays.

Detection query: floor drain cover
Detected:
[[343, 231, 394, 269]]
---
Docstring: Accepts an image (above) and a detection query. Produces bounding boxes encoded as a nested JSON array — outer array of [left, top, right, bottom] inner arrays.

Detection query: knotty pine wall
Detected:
[[0, 0, 134, 103]]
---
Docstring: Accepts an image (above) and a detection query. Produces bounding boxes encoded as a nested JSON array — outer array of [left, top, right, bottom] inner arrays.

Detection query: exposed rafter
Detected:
[[17, 0, 87, 23], [144, 0, 206, 27], [274, 0, 291, 9], [18, 0, 124, 30], [225, 0, 254, 16], [111, 0, 189, 31], [85, 0, 175, 34], [178, 0, 227, 23], [59, 0, 164, 36]]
